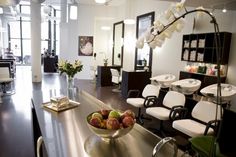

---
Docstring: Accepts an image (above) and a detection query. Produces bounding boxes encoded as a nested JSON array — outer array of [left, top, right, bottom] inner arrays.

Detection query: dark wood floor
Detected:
[[0, 66, 180, 157]]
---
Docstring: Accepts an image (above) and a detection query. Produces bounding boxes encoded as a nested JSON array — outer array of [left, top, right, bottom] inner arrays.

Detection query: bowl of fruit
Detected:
[[86, 109, 136, 140]]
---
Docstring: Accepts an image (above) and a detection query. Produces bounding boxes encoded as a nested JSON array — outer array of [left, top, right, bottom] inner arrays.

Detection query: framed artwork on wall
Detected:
[[78, 36, 93, 56]]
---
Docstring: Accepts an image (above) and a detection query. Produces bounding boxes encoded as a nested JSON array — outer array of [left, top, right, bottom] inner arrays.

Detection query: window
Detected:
[[8, 3, 61, 65]]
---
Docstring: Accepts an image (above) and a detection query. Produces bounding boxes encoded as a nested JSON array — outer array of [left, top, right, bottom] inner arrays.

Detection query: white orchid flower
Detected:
[[149, 40, 157, 49], [175, 17, 185, 32], [154, 39, 163, 47], [145, 27, 155, 42], [136, 36, 145, 49], [196, 6, 205, 19], [165, 9, 172, 20], [175, 0, 186, 12], [153, 20, 164, 31]]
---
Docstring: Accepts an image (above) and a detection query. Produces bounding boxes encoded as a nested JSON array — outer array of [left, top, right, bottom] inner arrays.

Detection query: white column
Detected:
[[60, 0, 67, 23], [31, 0, 42, 82], [59, 0, 69, 59]]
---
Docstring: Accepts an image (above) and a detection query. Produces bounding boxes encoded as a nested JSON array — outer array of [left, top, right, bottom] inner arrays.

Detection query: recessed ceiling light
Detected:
[[101, 26, 111, 30], [222, 7, 227, 13], [0, 7, 3, 14], [95, 0, 106, 4], [124, 19, 135, 25], [70, 5, 77, 20]]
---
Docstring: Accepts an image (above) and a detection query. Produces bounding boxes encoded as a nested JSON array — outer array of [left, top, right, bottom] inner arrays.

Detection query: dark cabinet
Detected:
[[121, 70, 151, 98], [181, 32, 231, 64], [96, 65, 121, 87], [43, 57, 58, 73], [179, 71, 226, 92]]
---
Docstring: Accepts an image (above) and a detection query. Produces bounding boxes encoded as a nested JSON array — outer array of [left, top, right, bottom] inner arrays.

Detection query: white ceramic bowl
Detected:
[[171, 78, 201, 95], [150, 74, 176, 88], [200, 83, 236, 102]]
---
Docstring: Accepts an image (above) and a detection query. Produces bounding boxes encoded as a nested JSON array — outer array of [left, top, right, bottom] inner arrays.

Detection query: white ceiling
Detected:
[[77, 0, 125, 6], [1, 0, 236, 10], [78, 0, 236, 10], [159, 0, 236, 11]]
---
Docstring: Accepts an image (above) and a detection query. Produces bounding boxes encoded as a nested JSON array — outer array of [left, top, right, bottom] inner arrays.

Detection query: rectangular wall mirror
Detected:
[[112, 21, 124, 66], [135, 12, 155, 71]]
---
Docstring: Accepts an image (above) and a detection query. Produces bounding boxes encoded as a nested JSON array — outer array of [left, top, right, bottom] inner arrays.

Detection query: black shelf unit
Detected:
[[181, 32, 231, 64]]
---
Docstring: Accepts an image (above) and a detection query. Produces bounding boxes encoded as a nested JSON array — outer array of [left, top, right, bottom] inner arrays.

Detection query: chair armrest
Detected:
[[169, 106, 188, 121], [127, 89, 140, 98], [143, 95, 158, 108], [204, 120, 220, 135]]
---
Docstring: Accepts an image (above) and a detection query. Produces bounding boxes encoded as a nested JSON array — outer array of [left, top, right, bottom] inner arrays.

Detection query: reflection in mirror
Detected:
[[112, 21, 124, 66], [135, 12, 155, 71]]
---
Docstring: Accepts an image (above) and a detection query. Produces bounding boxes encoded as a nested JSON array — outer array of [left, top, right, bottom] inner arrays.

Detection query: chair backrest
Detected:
[[110, 68, 120, 84], [0, 67, 11, 78], [191, 101, 221, 123], [142, 84, 160, 98], [163, 91, 186, 108]]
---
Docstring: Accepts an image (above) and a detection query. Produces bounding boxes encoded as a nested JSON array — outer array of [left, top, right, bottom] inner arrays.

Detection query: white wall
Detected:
[[60, 4, 122, 79]]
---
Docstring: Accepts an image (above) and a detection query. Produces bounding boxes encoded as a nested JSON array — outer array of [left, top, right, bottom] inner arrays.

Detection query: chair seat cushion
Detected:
[[173, 119, 214, 137], [126, 98, 144, 108], [146, 107, 170, 121], [0, 78, 14, 83]]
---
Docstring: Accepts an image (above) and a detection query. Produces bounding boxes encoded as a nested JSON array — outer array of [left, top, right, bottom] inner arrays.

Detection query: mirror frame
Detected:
[[112, 21, 124, 67], [135, 11, 155, 71]]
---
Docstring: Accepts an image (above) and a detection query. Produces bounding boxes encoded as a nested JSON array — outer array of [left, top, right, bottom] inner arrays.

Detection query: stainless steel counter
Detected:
[[32, 89, 183, 157]]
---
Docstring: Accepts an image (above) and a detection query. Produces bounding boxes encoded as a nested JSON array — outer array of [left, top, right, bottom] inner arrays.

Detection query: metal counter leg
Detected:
[[37, 136, 43, 157]]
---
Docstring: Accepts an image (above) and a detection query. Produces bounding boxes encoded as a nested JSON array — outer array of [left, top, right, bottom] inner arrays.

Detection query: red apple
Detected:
[[90, 117, 102, 128], [122, 116, 135, 128], [121, 109, 135, 120], [106, 118, 120, 130], [100, 109, 110, 119]]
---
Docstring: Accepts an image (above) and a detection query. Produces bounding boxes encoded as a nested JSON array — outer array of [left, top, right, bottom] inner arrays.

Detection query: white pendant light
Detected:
[[222, 6, 227, 13], [124, 19, 135, 25], [101, 26, 111, 31], [95, 0, 106, 4], [70, 5, 77, 20], [124, 0, 135, 25], [0, 7, 3, 14]]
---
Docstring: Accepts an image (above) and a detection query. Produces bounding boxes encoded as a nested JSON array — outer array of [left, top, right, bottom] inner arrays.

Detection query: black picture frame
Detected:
[[112, 21, 124, 66], [135, 11, 155, 71]]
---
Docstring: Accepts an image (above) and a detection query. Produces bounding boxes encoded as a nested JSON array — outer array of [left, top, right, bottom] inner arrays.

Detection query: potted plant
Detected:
[[103, 58, 108, 66]]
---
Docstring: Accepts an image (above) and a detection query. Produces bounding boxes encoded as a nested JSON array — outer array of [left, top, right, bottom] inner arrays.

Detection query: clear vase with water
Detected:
[[67, 75, 74, 89]]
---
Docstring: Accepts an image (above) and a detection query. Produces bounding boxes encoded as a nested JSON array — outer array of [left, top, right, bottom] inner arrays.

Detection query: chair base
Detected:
[[148, 120, 168, 137], [112, 88, 121, 93], [0, 93, 2, 103], [148, 127, 166, 138], [136, 114, 152, 125], [2, 90, 16, 96], [0, 82, 15, 96]]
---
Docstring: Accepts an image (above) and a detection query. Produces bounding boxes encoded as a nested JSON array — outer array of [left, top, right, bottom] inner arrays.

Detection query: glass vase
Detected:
[[67, 75, 74, 90]]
